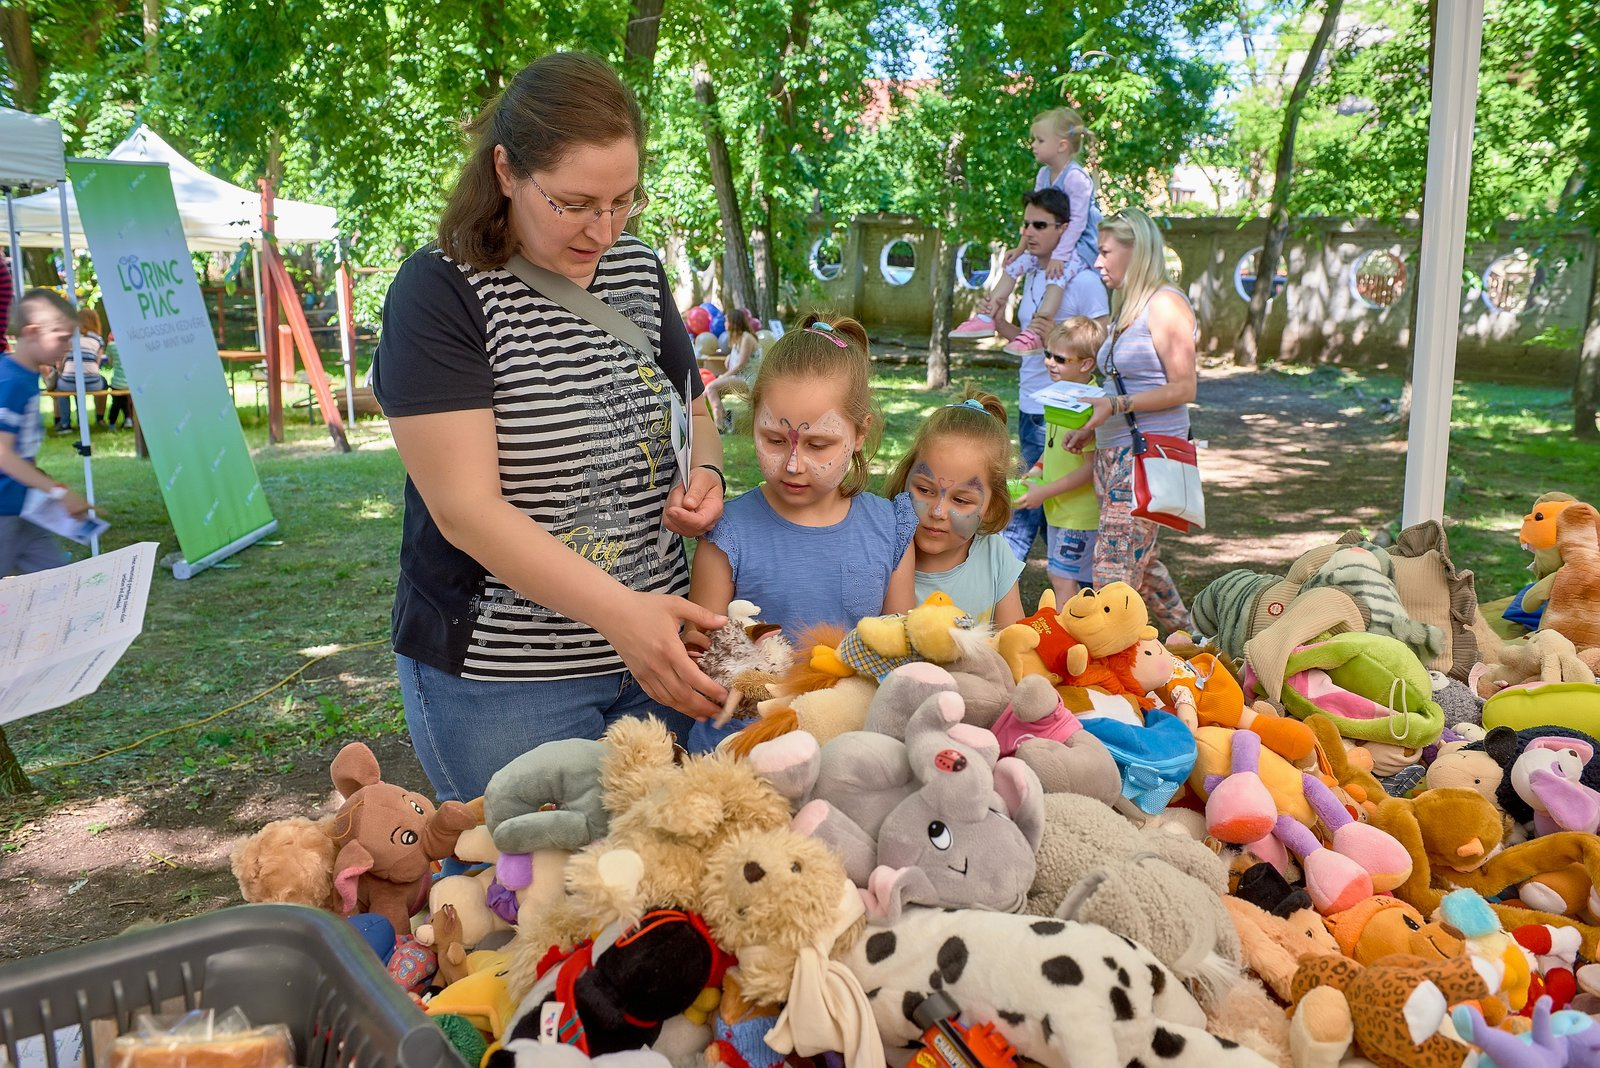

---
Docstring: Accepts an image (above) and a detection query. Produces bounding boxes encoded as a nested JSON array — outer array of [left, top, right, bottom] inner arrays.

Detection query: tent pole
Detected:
[[58, 179, 99, 556], [6, 189, 23, 300], [251, 244, 266, 352], [1402, 0, 1484, 528], [336, 256, 356, 425]]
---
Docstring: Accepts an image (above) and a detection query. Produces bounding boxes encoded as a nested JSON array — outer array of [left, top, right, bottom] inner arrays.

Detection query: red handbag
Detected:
[[1106, 338, 1205, 533]]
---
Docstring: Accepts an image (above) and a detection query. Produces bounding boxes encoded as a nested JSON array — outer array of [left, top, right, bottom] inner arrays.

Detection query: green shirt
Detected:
[[1043, 419, 1097, 530]]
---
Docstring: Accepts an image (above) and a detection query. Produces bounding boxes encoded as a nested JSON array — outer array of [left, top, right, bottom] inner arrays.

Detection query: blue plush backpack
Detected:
[[1079, 709, 1197, 814]]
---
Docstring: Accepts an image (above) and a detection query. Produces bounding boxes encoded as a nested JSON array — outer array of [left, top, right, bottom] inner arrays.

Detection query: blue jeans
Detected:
[[1002, 410, 1047, 562], [396, 653, 695, 804]]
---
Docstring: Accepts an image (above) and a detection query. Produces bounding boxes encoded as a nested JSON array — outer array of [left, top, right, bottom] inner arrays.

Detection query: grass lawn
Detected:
[[3, 357, 1593, 812]]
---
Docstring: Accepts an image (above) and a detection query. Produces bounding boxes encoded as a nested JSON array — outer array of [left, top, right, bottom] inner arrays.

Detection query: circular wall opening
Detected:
[[809, 237, 844, 282], [1482, 250, 1541, 314], [1350, 249, 1407, 309], [880, 238, 917, 286], [1234, 247, 1287, 302], [954, 242, 992, 290]]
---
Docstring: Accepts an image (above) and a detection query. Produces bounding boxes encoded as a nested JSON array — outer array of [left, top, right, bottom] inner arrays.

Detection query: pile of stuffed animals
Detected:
[[230, 497, 1600, 1068]]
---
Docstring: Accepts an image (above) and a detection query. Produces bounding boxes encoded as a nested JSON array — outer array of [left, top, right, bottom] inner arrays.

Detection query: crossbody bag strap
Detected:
[[1103, 325, 1147, 453], [506, 254, 654, 357]]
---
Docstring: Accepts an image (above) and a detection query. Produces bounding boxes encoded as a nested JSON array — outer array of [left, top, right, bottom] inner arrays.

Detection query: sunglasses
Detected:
[[1043, 351, 1089, 363], [1021, 219, 1063, 231]]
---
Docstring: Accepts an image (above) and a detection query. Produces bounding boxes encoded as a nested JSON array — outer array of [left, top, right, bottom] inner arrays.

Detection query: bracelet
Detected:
[[47, 482, 68, 501], [695, 463, 727, 495]]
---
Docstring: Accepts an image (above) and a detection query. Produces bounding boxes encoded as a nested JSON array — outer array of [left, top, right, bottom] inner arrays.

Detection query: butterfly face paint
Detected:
[[908, 460, 987, 541], [754, 404, 856, 493]]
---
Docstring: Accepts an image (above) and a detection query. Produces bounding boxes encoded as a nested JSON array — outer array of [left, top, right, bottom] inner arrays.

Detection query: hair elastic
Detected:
[[804, 323, 849, 348], [945, 398, 998, 419]]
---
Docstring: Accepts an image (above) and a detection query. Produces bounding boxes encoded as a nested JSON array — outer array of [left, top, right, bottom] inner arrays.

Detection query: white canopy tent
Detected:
[[1, 106, 97, 553], [5, 124, 338, 252]]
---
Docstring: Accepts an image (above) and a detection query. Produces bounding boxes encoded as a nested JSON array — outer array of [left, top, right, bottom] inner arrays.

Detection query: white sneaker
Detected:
[[950, 314, 995, 339]]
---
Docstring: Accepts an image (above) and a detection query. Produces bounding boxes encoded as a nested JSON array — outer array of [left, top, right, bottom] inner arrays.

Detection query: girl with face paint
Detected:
[[884, 390, 1025, 626], [684, 314, 919, 753]]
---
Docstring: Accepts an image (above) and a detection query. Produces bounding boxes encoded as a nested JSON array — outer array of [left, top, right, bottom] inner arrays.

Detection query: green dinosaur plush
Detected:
[[1278, 631, 1445, 748]]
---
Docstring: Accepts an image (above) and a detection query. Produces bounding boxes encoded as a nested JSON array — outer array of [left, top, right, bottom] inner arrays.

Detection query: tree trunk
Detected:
[[750, 200, 777, 322], [692, 65, 755, 314], [927, 133, 965, 391], [623, 0, 665, 97], [0, 4, 41, 112], [1235, 0, 1344, 367], [1576, 261, 1600, 438], [741, 0, 812, 325], [142, 0, 160, 78], [0, 727, 32, 796]]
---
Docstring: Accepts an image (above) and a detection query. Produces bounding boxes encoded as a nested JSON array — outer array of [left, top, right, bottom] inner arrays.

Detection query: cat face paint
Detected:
[[909, 460, 986, 539]]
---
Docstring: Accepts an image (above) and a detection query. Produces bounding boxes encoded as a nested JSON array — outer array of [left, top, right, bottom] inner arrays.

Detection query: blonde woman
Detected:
[[1066, 208, 1196, 633]]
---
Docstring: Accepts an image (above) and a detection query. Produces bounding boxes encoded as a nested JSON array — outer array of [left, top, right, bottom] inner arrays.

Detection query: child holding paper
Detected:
[[0, 290, 94, 576], [1013, 317, 1106, 601]]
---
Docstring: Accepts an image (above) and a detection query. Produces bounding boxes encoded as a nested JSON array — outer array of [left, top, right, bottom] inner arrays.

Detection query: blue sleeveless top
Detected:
[[1096, 286, 1193, 448]]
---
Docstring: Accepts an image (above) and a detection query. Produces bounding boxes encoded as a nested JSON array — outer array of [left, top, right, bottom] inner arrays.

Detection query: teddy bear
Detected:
[[504, 717, 793, 1007], [1539, 501, 1600, 657], [1470, 623, 1597, 699], [697, 828, 878, 1068], [230, 815, 341, 912]]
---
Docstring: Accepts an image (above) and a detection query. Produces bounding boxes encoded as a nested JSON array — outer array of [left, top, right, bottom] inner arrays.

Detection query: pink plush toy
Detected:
[[1513, 735, 1600, 837], [1205, 732, 1411, 914]]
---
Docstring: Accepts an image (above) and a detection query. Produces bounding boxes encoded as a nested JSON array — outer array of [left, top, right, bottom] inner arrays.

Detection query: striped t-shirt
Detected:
[[372, 236, 701, 681]]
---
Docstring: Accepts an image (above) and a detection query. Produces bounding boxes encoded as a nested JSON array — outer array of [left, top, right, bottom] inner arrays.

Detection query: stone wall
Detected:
[[786, 215, 1593, 385]]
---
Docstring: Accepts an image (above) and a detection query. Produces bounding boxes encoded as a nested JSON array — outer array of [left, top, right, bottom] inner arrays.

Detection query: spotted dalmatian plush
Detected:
[[843, 907, 1274, 1068]]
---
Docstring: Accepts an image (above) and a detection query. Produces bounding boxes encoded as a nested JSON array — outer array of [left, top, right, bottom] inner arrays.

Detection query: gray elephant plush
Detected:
[[484, 737, 608, 854], [757, 683, 1044, 923]]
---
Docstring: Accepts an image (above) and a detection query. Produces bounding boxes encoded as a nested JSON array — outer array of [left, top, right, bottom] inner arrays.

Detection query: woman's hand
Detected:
[[1065, 396, 1114, 451], [663, 466, 725, 537], [598, 591, 728, 720]]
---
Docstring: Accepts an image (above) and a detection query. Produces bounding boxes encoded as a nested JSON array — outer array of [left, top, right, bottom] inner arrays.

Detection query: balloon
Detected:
[[708, 313, 726, 338], [717, 331, 730, 350], [699, 368, 717, 387], [755, 329, 776, 346], [685, 307, 712, 334], [694, 332, 719, 356], [700, 301, 722, 317]]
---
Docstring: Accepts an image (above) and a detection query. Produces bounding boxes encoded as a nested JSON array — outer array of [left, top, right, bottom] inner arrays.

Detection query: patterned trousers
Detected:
[[1092, 445, 1194, 635]]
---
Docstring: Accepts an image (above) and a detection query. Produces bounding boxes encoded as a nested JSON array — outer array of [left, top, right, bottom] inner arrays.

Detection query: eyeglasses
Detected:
[[1021, 219, 1062, 231], [526, 172, 648, 222]]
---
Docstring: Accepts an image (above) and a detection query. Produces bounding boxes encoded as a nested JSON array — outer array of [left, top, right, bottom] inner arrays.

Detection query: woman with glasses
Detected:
[[372, 52, 729, 804], [1065, 207, 1197, 634]]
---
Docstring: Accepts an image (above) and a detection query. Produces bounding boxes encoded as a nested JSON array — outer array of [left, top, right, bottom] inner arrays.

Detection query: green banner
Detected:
[[70, 161, 276, 578]]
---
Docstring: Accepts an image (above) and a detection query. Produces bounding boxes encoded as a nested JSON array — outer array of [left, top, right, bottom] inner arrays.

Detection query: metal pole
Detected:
[[1402, 0, 1484, 528], [5, 189, 23, 301], [58, 179, 99, 556], [335, 254, 356, 426]]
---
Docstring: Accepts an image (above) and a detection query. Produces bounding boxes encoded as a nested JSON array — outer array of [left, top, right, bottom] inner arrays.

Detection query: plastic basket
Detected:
[[1041, 403, 1092, 430], [0, 904, 465, 1068]]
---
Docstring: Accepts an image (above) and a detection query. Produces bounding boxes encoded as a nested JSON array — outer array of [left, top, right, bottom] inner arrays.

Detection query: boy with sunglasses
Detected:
[[994, 189, 1109, 565], [1013, 317, 1108, 601]]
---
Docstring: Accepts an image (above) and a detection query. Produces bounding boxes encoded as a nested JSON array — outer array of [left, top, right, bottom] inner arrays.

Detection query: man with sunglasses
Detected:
[[996, 187, 1110, 565]]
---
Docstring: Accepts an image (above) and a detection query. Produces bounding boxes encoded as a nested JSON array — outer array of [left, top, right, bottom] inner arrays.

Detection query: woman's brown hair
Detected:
[[748, 312, 879, 498], [438, 53, 645, 270], [884, 387, 1014, 534]]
